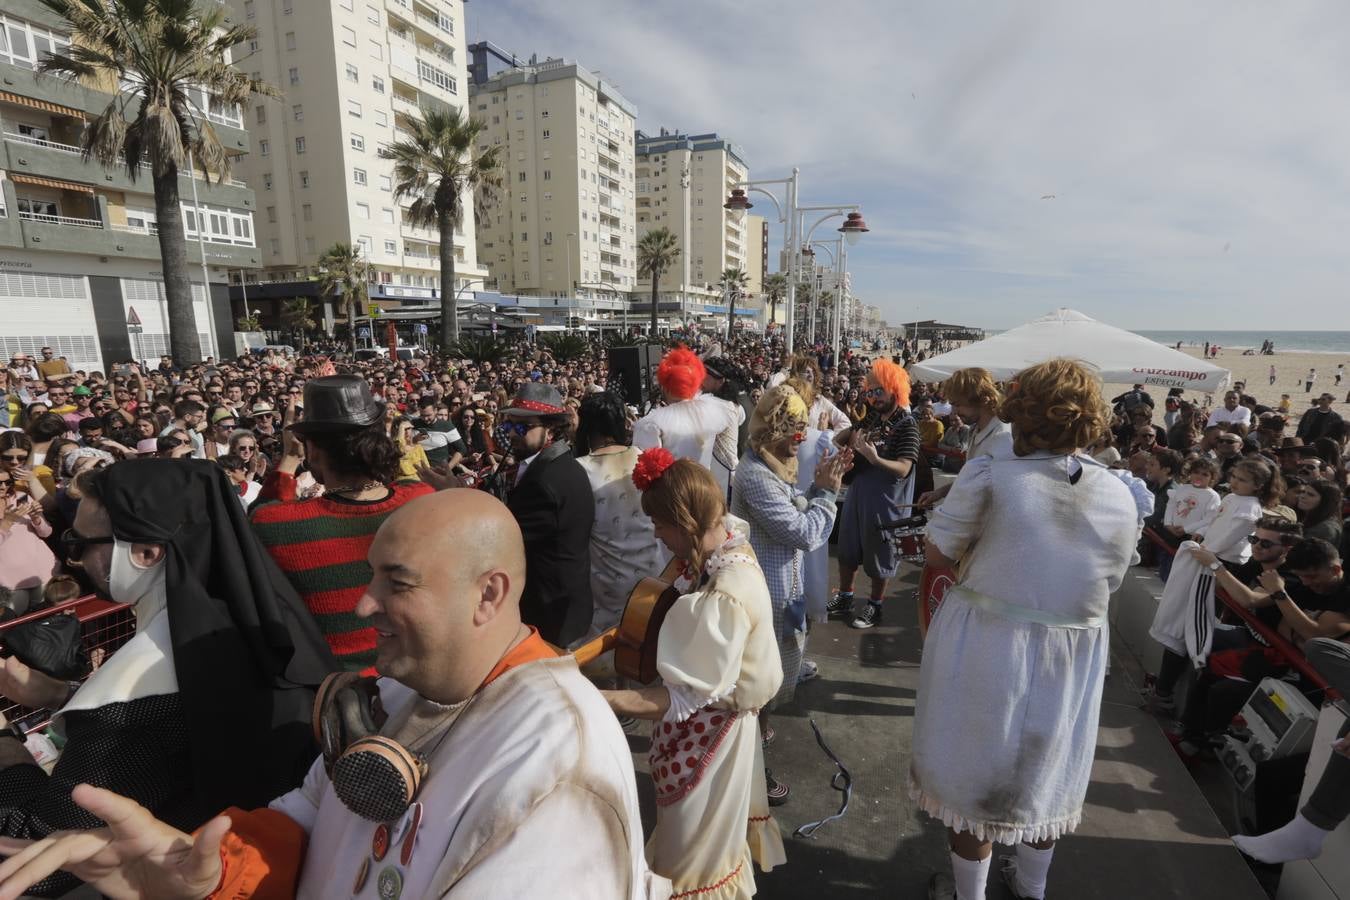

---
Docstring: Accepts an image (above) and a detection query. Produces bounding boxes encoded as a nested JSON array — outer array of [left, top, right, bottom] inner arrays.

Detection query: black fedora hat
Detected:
[[290, 375, 384, 434]]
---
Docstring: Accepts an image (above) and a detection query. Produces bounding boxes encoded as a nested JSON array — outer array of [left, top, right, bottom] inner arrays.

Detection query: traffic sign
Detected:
[[127, 325, 143, 334], [126, 306, 142, 326], [368, 304, 382, 318], [357, 327, 371, 338]]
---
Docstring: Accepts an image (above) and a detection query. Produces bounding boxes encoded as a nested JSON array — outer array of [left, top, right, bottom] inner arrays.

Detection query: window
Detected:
[[541, 129, 550, 140], [302, 204, 313, 222], [543, 170, 551, 181], [371, 75, 385, 93], [350, 133, 365, 151], [262, 173, 273, 190], [339, 0, 353, 9], [179, 203, 255, 246], [248, 39, 258, 52], [492, 115, 500, 125], [283, 0, 292, 13], [380, 207, 394, 224], [258, 139, 269, 156], [255, 105, 266, 124], [367, 5, 380, 23], [270, 239, 279, 253], [299, 171, 310, 188], [416, 59, 457, 94], [353, 168, 367, 185], [374, 110, 388, 127], [341, 26, 357, 47], [285, 32, 296, 50], [517, 172, 526, 183], [520, 232, 528, 242], [288, 67, 300, 85], [347, 99, 362, 117], [295, 136, 306, 153], [356, 203, 370, 219], [384, 239, 397, 254], [244, 0, 255, 17], [266, 206, 277, 223], [369, 41, 382, 61], [305, 237, 315, 253], [345, 63, 359, 82], [515, 110, 523, 120], [379, 175, 392, 191], [292, 104, 303, 121], [541, 110, 549, 119]]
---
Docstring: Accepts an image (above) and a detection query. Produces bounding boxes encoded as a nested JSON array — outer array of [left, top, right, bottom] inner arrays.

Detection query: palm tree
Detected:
[[637, 228, 680, 337], [381, 109, 502, 347], [281, 298, 316, 353], [763, 273, 788, 327], [718, 266, 749, 340], [39, 0, 276, 366], [316, 243, 369, 356]]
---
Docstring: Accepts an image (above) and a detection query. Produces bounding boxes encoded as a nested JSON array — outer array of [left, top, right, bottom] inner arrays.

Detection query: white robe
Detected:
[[272, 657, 669, 900], [633, 394, 743, 498]]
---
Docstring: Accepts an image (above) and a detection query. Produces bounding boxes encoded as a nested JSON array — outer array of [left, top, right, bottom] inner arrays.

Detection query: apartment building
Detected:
[[0, 0, 255, 369], [225, 0, 488, 327], [634, 129, 750, 319], [468, 47, 638, 301]]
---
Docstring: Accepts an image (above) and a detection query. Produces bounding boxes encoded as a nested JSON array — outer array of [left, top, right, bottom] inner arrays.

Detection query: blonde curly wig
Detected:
[[999, 358, 1110, 457]]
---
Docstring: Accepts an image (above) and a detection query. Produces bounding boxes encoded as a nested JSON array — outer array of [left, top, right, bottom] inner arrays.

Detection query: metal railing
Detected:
[[111, 221, 158, 235], [17, 209, 103, 228], [2, 134, 246, 187]]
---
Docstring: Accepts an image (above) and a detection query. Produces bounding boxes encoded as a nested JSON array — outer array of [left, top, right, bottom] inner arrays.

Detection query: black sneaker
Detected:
[[850, 601, 882, 629], [765, 770, 790, 807], [826, 591, 855, 618], [1140, 687, 1176, 716]]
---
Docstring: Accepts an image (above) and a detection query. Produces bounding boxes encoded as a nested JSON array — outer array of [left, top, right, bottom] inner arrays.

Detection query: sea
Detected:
[[1131, 330, 1350, 355]]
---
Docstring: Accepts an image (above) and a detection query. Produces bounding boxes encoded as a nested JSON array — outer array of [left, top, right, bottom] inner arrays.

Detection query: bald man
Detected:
[[0, 491, 670, 900]]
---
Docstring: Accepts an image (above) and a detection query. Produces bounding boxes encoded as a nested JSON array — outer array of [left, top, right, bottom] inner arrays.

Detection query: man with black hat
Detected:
[[0, 459, 333, 898], [251, 375, 433, 672], [499, 382, 596, 646]]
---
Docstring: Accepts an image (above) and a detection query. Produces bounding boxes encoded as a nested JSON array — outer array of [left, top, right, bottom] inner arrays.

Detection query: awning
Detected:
[[0, 91, 84, 119], [8, 173, 95, 194]]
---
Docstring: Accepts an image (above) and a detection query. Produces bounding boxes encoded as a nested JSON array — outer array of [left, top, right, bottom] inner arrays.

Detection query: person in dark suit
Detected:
[[500, 383, 595, 646]]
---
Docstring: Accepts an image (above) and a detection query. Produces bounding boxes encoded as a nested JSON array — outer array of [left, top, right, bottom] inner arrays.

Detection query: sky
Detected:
[[466, 1, 1350, 331]]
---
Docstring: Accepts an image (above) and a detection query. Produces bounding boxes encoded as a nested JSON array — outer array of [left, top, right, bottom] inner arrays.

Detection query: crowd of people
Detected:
[[0, 336, 1344, 899]]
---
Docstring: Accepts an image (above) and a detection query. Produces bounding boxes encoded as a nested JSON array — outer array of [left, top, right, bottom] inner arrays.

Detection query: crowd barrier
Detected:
[[1140, 527, 1336, 699], [0, 595, 136, 733]]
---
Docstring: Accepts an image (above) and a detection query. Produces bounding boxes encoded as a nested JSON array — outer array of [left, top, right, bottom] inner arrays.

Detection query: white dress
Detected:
[[576, 446, 665, 641], [910, 448, 1137, 844], [794, 430, 838, 623], [648, 518, 787, 900], [633, 394, 743, 499]]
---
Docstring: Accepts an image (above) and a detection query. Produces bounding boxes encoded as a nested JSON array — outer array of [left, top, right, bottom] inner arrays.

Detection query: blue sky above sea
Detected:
[[469, 1, 1350, 331]]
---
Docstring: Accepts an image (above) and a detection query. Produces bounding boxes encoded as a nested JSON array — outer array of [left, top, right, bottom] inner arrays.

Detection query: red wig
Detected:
[[870, 359, 912, 409], [656, 347, 706, 401]]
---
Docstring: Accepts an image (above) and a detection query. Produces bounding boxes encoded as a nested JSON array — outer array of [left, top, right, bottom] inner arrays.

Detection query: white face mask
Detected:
[[109, 538, 168, 626]]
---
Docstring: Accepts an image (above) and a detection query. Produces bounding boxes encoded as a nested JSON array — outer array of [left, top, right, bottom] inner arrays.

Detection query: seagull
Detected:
[[1040, 194, 1056, 200], [1223, 242, 1231, 253]]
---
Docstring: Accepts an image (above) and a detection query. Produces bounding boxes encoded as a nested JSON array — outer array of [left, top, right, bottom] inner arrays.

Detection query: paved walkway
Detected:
[[630, 564, 1269, 898]]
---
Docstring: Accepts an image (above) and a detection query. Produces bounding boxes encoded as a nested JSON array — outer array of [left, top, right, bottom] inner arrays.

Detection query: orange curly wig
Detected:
[[869, 359, 911, 408], [656, 347, 706, 401]]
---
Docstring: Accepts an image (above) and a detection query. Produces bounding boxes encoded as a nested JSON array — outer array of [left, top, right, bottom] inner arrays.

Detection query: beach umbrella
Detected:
[[909, 308, 1231, 392]]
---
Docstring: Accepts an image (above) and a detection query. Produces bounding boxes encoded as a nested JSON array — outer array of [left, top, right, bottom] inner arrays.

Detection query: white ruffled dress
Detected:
[[647, 516, 787, 899]]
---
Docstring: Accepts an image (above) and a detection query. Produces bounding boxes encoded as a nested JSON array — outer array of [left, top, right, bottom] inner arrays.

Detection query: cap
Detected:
[[72, 386, 92, 397]]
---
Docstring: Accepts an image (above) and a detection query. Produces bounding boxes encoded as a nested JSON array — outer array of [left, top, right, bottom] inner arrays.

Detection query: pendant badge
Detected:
[[399, 801, 424, 866], [376, 866, 403, 900], [351, 857, 371, 894], [371, 823, 390, 862]]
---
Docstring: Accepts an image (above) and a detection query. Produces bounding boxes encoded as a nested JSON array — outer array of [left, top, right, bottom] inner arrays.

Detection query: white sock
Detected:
[[1014, 844, 1054, 898], [950, 852, 989, 900], [1232, 813, 1332, 863]]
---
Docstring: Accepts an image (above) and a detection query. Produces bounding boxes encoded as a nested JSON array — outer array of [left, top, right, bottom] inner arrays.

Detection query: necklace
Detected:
[[324, 479, 385, 496]]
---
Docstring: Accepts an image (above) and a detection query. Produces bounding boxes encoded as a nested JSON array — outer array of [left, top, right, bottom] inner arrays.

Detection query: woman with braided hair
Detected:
[[603, 451, 785, 900], [911, 359, 1139, 900]]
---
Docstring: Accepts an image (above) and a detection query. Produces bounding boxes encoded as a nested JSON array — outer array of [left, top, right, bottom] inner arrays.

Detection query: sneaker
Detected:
[[850, 602, 882, 629], [926, 872, 956, 900], [616, 715, 637, 732], [761, 725, 776, 748], [826, 591, 855, 618], [999, 856, 1039, 899], [797, 659, 820, 684], [765, 770, 790, 807]]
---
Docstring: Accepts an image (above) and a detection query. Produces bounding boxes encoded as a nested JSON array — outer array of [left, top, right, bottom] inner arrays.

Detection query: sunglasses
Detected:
[[237, 445, 256, 452], [1247, 535, 1292, 550], [0, 479, 11, 488], [62, 528, 115, 561], [169, 438, 191, 448], [863, 387, 887, 398], [1, 453, 26, 463]]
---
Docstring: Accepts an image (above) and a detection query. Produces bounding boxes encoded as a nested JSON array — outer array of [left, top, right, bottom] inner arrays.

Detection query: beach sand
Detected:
[[1102, 348, 1350, 413]]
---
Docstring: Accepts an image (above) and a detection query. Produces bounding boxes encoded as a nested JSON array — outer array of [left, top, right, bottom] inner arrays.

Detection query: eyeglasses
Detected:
[[61, 528, 114, 562], [168, 438, 191, 448], [1248, 535, 1292, 550], [237, 445, 256, 453], [0, 453, 26, 463], [863, 387, 887, 398]]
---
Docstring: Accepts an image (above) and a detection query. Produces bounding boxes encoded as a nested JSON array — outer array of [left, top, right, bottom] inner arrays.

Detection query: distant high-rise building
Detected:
[[634, 129, 749, 315], [469, 52, 637, 299], [745, 213, 767, 297]]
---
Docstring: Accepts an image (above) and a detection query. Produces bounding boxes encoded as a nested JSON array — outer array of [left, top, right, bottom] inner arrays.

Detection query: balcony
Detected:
[[17, 209, 101, 229]]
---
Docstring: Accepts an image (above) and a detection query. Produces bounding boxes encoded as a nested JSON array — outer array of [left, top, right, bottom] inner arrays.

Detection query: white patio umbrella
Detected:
[[909, 308, 1230, 392]]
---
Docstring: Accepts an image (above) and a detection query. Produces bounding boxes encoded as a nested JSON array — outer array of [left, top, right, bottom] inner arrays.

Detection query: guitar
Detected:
[[573, 560, 682, 684]]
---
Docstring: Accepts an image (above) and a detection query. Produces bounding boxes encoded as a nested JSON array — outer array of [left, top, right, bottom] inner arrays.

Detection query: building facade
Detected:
[[0, 0, 253, 369], [634, 129, 749, 317], [468, 50, 638, 301], [225, 0, 488, 329]]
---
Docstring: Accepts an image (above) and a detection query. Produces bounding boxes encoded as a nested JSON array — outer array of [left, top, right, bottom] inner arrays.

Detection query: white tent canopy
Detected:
[[909, 308, 1231, 393]]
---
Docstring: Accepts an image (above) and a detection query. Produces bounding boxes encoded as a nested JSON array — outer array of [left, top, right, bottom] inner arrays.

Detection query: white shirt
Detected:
[[1206, 405, 1252, 428], [514, 451, 540, 485]]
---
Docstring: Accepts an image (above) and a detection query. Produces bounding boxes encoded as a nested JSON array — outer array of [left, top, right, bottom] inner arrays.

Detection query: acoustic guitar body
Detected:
[[612, 577, 682, 684]]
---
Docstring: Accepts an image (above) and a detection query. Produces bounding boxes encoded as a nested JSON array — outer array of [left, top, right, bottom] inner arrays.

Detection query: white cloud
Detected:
[[469, 1, 1350, 329]]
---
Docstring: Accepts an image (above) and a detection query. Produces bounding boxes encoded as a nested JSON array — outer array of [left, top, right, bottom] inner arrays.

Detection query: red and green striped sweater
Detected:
[[251, 473, 435, 673]]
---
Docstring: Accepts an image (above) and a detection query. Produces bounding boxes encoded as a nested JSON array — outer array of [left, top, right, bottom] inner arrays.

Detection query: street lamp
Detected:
[[725, 169, 800, 348], [839, 211, 869, 246]]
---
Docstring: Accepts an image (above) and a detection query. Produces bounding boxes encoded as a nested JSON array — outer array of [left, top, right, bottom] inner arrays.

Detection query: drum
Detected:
[[917, 565, 956, 632]]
